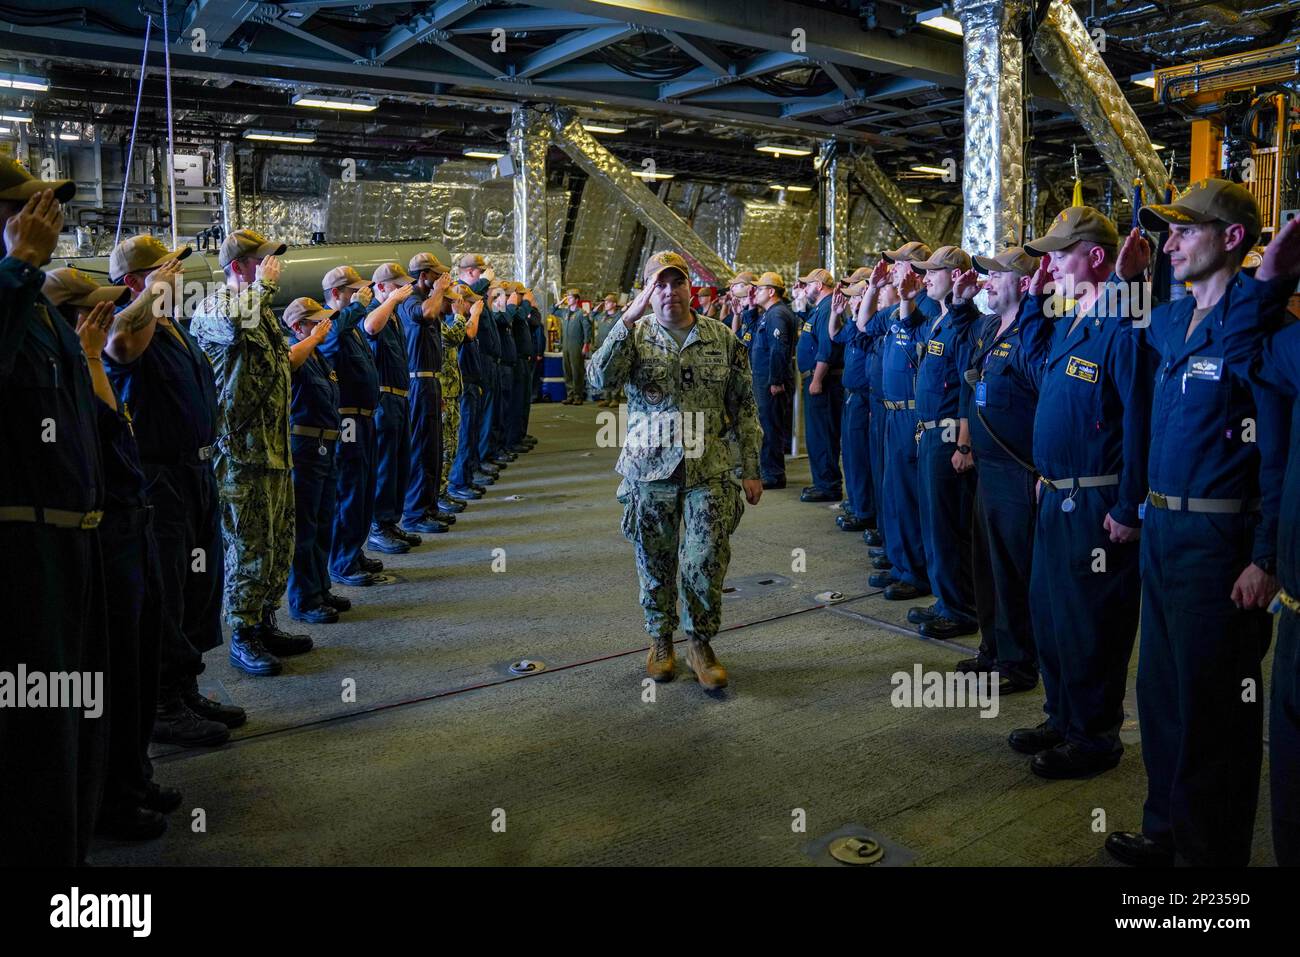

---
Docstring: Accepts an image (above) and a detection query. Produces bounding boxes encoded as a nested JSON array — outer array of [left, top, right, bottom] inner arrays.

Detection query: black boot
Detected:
[[153, 695, 230, 747], [230, 627, 283, 677], [184, 679, 247, 728], [261, 610, 313, 656]]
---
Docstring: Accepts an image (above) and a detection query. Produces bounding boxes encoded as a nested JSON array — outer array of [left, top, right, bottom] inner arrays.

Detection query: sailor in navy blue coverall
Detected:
[[1107, 180, 1293, 867], [1008, 206, 1152, 781]]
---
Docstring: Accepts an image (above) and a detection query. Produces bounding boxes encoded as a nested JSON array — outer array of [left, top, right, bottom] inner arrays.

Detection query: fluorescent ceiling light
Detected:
[[0, 127, 10, 134], [1151, 142, 1166, 150], [756, 143, 812, 157], [243, 129, 316, 143], [58, 133, 79, 141], [1131, 71, 1156, 89], [292, 93, 378, 112], [463, 148, 506, 159], [0, 71, 48, 92], [918, 9, 963, 35], [905, 197, 923, 204], [911, 164, 948, 175], [0, 110, 32, 123], [632, 170, 674, 179], [582, 123, 625, 134]]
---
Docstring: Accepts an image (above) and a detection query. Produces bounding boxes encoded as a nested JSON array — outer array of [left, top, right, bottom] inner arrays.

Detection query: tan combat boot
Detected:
[[646, 634, 676, 682], [686, 637, 728, 689]]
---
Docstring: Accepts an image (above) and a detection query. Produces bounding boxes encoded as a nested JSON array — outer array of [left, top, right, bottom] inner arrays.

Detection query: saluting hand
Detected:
[[433, 271, 452, 293], [897, 268, 922, 301], [310, 314, 333, 343], [470, 298, 484, 320], [1028, 255, 1052, 297], [1116, 227, 1152, 282], [3, 190, 64, 267], [952, 267, 980, 303], [623, 283, 655, 326], [869, 259, 890, 289], [1257, 214, 1300, 281], [392, 282, 415, 304], [256, 254, 282, 285], [76, 300, 115, 359]]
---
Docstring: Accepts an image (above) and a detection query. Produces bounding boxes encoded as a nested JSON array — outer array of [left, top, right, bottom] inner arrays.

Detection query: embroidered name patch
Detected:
[[1186, 355, 1223, 381], [927, 339, 944, 356], [1066, 356, 1100, 384]]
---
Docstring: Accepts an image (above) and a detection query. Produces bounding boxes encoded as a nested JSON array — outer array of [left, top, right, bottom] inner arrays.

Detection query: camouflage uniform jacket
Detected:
[[190, 278, 292, 469], [438, 311, 468, 399], [589, 311, 761, 485]]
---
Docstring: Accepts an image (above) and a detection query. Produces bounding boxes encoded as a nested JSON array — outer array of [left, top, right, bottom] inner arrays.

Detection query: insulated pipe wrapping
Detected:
[[958, 0, 1027, 255], [820, 141, 850, 277], [1031, 0, 1168, 201], [849, 150, 934, 247], [219, 140, 239, 236], [548, 108, 735, 285], [509, 107, 552, 313]]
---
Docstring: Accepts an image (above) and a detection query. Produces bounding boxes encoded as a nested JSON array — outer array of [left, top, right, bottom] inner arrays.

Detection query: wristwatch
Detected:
[[956, 444, 972, 455]]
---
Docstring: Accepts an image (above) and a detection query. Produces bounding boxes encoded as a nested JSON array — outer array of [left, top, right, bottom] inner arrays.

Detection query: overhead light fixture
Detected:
[[1150, 142, 1166, 151], [0, 127, 10, 135], [582, 123, 625, 134], [917, 9, 963, 35], [768, 184, 812, 192], [243, 129, 316, 143], [0, 110, 32, 124], [911, 164, 948, 175], [905, 197, 923, 204], [632, 170, 674, 180], [0, 71, 49, 92], [292, 93, 378, 112], [58, 132, 79, 141], [1131, 71, 1156, 89], [463, 147, 506, 160], [756, 143, 812, 157]]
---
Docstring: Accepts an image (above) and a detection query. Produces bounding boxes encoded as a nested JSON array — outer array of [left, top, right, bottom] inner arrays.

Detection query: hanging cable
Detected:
[[115, 13, 152, 246], [161, 0, 178, 249]]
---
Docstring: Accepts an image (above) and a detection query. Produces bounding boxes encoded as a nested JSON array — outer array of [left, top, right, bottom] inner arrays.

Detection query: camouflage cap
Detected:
[[109, 234, 193, 282], [643, 250, 689, 284], [882, 241, 933, 263], [322, 265, 372, 292], [372, 262, 413, 286], [42, 268, 130, 308], [1024, 206, 1119, 256], [914, 245, 973, 272], [1138, 177, 1261, 238], [0, 155, 75, 204], [283, 297, 335, 326], [218, 228, 285, 269], [408, 252, 449, 276], [973, 246, 1040, 277]]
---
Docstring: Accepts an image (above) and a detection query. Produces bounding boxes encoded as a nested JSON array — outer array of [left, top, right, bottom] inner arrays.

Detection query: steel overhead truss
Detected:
[[548, 108, 734, 285], [0, 0, 1066, 145], [848, 151, 935, 248], [1031, 0, 1168, 200]]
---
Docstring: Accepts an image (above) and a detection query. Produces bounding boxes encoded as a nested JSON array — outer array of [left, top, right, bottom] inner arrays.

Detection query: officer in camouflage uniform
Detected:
[[589, 251, 764, 691], [554, 287, 593, 404], [191, 229, 310, 678], [436, 283, 477, 512]]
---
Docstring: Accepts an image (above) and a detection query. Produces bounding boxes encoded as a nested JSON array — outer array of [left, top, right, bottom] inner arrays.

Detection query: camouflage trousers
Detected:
[[214, 459, 294, 630], [617, 471, 745, 641], [439, 392, 461, 497]]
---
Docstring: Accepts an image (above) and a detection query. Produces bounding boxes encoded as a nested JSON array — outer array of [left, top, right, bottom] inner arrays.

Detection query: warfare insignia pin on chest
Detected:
[[682, 367, 695, 385], [644, 385, 665, 405]]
